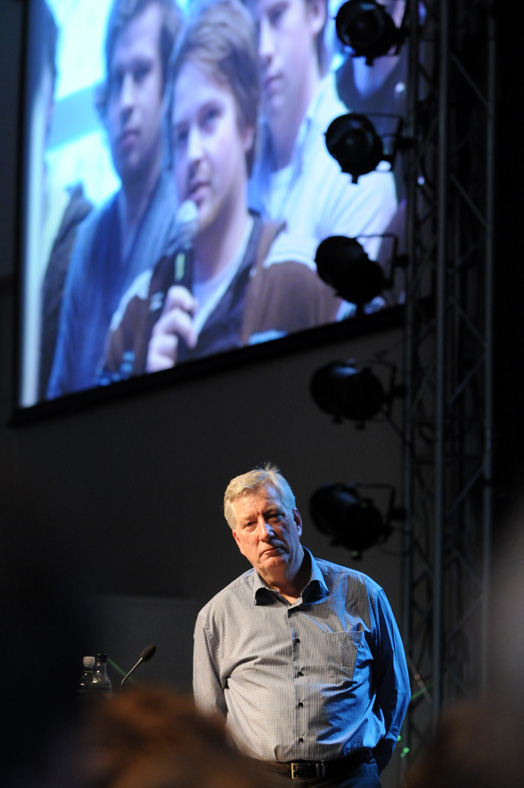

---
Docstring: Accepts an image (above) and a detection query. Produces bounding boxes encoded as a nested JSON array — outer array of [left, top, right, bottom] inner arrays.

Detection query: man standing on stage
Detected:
[[194, 463, 411, 787]]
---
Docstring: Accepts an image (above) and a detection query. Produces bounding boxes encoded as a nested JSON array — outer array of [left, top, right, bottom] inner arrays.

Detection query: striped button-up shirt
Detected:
[[193, 549, 410, 771]]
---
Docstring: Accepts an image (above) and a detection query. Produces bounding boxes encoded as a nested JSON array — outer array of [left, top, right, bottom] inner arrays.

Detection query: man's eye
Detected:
[[134, 64, 150, 83], [269, 4, 285, 25], [109, 72, 124, 94], [202, 106, 220, 128], [174, 128, 188, 148]]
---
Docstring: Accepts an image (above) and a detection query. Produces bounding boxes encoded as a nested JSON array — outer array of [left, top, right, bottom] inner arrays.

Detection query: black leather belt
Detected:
[[263, 750, 372, 780]]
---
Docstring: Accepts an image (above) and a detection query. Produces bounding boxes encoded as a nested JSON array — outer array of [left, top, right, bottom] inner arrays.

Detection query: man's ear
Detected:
[[232, 528, 246, 557], [242, 123, 256, 159], [307, 0, 327, 37], [293, 508, 303, 538]]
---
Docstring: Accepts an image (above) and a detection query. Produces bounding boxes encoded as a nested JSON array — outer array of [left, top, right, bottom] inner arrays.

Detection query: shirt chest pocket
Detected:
[[321, 630, 363, 682]]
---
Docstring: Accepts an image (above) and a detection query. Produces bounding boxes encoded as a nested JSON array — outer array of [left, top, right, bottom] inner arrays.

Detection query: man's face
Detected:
[[106, 2, 164, 187], [231, 485, 303, 584], [255, 0, 325, 121], [172, 61, 254, 237]]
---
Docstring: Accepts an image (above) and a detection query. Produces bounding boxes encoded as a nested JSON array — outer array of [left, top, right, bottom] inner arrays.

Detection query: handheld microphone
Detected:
[[120, 644, 157, 689], [173, 199, 199, 288], [171, 200, 199, 363]]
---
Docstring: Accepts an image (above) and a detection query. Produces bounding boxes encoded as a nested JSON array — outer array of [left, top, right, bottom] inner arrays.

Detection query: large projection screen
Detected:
[[16, 0, 407, 416]]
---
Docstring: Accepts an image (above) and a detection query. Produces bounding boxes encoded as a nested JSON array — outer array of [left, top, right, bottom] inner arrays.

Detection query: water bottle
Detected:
[[92, 653, 113, 697]]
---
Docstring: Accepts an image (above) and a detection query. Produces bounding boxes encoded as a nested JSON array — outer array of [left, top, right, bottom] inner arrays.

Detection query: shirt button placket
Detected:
[[291, 621, 306, 746], [296, 660, 305, 746]]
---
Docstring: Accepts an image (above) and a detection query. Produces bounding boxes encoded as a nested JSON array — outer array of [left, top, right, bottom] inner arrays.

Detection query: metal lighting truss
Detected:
[[401, 0, 496, 765]]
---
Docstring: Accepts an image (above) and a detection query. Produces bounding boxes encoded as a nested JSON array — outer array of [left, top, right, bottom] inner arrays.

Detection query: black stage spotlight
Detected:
[[315, 235, 385, 306], [310, 483, 388, 556], [335, 0, 402, 64], [325, 113, 384, 182], [310, 361, 385, 423]]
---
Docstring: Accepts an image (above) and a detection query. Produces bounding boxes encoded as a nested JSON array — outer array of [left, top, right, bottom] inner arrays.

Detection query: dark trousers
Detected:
[[258, 758, 382, 788]]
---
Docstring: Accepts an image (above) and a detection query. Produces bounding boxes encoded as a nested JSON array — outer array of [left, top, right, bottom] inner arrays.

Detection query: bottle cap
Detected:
[[83, 656, 96, 668]]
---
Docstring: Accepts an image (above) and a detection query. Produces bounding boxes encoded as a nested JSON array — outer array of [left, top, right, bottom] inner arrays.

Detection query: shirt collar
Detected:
[[256, 73, 343, 201], [252, 548, 329, 604], [302, 548, 329, 602]]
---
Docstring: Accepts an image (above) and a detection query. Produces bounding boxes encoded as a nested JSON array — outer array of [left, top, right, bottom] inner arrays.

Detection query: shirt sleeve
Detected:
[[193, 612, 228, 718], [46, 230, 86, 398], [370, 587, 411, 772]]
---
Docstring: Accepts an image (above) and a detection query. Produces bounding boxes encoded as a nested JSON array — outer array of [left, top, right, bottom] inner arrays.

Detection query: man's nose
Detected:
[[258, 518, 275, 539], [259, 18, 274, 64], [187, 125, 203, 163], [119, 73, 135, 114]]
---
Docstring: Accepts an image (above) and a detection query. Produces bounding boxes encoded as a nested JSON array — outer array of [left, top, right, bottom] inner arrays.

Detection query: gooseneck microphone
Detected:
[[120, 644, 157, 689]]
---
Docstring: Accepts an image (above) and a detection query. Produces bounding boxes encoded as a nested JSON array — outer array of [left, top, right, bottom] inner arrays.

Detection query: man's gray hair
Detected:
[[224, 463, 296, 529]]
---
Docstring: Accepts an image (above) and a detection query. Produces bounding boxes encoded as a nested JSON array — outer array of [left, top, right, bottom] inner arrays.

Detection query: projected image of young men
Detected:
[[47, 0, 181, 398], [100, 0, 339, 381]]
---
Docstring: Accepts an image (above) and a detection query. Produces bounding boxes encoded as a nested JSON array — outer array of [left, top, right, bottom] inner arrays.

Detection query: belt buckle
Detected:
[[290, 762, 326, 780]]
